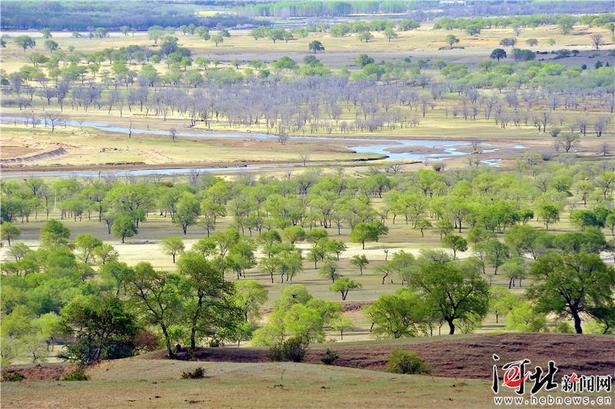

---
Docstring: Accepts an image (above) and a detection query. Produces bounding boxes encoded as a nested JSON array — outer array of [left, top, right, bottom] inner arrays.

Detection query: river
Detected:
[[1, 116, 523, 178]]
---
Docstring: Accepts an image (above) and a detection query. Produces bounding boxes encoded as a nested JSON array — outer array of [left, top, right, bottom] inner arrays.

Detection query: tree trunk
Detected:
[[572, 311, 583, 334], [162, 324, 175, 358], [446, 318, 455, 335]]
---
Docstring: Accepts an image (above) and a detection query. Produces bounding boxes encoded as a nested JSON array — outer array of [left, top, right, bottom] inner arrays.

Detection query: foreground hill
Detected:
[[3, 334, 613, 409]]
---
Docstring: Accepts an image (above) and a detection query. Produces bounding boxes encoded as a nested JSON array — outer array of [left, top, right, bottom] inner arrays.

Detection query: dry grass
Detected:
[[1, 359, 493, 409]]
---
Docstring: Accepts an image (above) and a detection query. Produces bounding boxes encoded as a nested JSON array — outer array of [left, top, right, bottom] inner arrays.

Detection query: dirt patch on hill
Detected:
[[166, 333, 614, 380], [309, 333, 615, 379], [1, 363, 71, 381]]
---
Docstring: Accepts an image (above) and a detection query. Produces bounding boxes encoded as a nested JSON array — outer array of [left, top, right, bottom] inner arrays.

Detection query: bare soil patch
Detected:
[[1, 363, 71, 381], [164, 333, 614, 380]]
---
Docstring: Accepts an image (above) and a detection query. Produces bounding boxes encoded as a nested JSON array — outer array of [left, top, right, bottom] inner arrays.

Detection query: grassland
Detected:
[[1, 359, 493, 409]]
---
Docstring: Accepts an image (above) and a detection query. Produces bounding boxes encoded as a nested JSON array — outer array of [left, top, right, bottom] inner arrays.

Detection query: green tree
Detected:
[[111, 214, 137, 243], [282, 226, 305, 244], [366, 288, 428, 338], [330, 277, 362, 300], [177, 252, 235, 349], [14, 35, 35, 52], [528, 253, 614, 334], [445, 34, 459, 48], [252, 285, 340, 347], [320, 258, 339, 283], [235, 280, 268, 323], [484, 239, 509, 274], [125, 262, 183, 357], [384, 27, 398, 42], [410, 255, 489, 334], [74, 234, 103, 264], [60, 295, 137, 364], [506, 302, 547, 332], [174, 192, 200, 235], [350, 222, 388, 249], [536, 202, 560, 230], [350, 254, 369, 275], [489, 48, 507, 61], [442, 234, 468, 259], [502, 257, 526, 289], [359, 31, 374, 43], [1, 222, 21, 246], [308, 40, 325, 53], [558, 15, 576, 34], [40, 219, 70, 247], [489, 287, 519, 324], [161, 237, 185, 263]]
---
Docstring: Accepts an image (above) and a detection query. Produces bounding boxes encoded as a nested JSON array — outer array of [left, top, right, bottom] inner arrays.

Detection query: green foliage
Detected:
[[386, 349, 430, 375], [2, 371, 25, 382], [161, 237, 185, 263], [60, 295, 138, 365], [253, 285, 340, 347], [506, 302, 547, 333], [60, 368, 88, 381], [350, 222, 388, 249], [269, 336, 308, 362], [410, 252, 489, 335], [320, 349, 339, 365], [367, 288, 428, 338], [528, 253, 615, 334], [330, 277, 361, 300]]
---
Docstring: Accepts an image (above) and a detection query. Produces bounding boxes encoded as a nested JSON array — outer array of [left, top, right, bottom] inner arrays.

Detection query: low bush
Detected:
[[181, 367, 205, 379], [270, 337, 308, 362], [320, 349, 339, 365], [2, 371, 25, 382], [386, 349, 431, 375], [60, 368, 88, 381]]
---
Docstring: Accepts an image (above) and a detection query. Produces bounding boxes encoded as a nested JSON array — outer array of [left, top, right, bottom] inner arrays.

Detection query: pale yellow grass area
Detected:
[[1, 23, 612, 72], [0, 123, 367, 167]]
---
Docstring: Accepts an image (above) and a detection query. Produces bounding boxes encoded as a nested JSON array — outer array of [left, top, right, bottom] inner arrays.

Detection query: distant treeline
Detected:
[[241, 0, 615, 18], [0, 1, 266, 31], [433, 13, 615, 30]]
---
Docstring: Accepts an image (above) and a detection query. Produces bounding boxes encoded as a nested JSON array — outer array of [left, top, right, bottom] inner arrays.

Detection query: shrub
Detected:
[[60, 368, 88, 381], [269, 337, 308, 362], [181, 367, 205, 379], [386, 349, 430, 375], [320, 349, 339, 365], [2, 371, 25, 382]]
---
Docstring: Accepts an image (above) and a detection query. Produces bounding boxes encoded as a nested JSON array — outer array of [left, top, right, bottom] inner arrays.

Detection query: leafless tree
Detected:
[[599, 143, 610, 157], [591, 33, 603, 50], [188, 169, 201, 185], [298, 151, 309, 167], [557, 133, 580, 153], [593, 117, 609, 138], [45, 112, 62, 132]]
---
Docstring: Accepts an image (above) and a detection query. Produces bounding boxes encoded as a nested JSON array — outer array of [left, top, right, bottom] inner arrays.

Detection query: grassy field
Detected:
[[1, 23, 613, 72], [4, 332, 614, 409], [1, 358, 493, 409]]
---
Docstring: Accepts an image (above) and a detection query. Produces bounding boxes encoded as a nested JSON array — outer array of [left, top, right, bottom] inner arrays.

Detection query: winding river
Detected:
[[1, 116, 523, 178]]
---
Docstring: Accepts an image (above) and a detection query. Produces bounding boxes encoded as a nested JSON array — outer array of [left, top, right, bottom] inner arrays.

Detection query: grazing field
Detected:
[[2, 360, 493, 409], [3, 333, 613, 409]]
